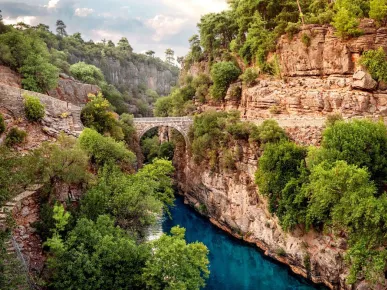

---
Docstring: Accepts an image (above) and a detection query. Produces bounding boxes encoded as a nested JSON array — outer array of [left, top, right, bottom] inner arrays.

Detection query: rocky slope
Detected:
[[68, 54, 179, 97], [176, 20, 387, 290]]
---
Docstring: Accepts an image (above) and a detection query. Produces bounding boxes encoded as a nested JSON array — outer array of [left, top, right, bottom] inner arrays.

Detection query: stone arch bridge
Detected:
[[133, 117, 193, 145]]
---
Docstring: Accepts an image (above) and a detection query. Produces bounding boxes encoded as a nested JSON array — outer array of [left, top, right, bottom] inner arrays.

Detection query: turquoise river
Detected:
[[162, 196, 325, 290]]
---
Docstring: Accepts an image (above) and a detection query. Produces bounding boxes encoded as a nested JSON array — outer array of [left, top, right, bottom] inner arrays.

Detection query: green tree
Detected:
[[370, 0, 387, 25], [210, 62, 241, 100], [145, 50, 155, 57], [117, 37, 133, 53], [165, 48, 175, 65], [80, 92, 120, 136], [79, 128, 136, 168], [56, 20, 68, 37], [0, 113, 5, 135], [70, 62, 105, 85], [322, 119, 387, 187], [359, 48, 387, 83], [255, 141, 307, 213], [142, 226, 210, 290], [46, 215, 149, 290]]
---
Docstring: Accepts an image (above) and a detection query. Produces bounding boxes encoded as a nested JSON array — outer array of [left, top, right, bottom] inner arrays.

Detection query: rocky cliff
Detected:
[[176, 20, 387, 290], [68, 54, 179, 97], [175, 140, 349, 289]]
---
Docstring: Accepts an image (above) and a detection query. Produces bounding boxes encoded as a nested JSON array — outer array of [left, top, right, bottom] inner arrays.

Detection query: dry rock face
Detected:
[[68, 55, 178, 96], [277, 20, 387, 77], [0, 65, 21, 88], [48, 74, 100, 105]]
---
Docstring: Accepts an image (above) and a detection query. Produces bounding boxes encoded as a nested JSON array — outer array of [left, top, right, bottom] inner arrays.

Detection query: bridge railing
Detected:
[[133, 117, 193, 122]]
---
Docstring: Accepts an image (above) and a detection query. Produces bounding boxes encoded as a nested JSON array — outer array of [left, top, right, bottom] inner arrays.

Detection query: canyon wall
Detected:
[[176, 20, 387, 289], [68, 54, 179, 97]]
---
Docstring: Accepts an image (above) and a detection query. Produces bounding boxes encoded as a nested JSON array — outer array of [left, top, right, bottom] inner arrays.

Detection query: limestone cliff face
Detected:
[[174, 20, 387, 290], [68, 55, 179, 96], [174, 142, 347, 290]]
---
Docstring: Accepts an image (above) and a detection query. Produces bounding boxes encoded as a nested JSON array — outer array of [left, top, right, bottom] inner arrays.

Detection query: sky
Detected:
[[0, 0, 228, 59]]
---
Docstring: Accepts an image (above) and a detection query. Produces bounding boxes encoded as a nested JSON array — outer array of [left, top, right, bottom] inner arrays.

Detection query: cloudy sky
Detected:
[[0, 0, 228, 58]]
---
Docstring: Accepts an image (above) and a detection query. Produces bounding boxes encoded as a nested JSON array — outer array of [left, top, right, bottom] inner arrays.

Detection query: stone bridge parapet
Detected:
[[133, 117, 193, 145]]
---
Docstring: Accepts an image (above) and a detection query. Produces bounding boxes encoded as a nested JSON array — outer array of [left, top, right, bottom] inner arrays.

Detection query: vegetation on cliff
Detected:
[[255, 118, 387, 284], [0, 15, 178, 116], [0, 94, 210, 289]]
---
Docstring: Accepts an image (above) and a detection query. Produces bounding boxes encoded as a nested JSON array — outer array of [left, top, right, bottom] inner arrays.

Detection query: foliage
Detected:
[[81, 92, 121, 137], [46, 215, 150, 289], [210, 62, 241, 100], [359, 48, 387, 83], [0, 113, 5, 135], [29, 134, 91, 193], [332, 1, 365, 38], [143, 226, 210, 290], [255, 141, 307, 213], [325, 113, 344, 127], [70, 62, 105, 85], [79, 128, 136, 168], [240, 68, 258, 87], [250, 120, 288, 144], [0, 232, 29, 290], [0, 147, 32, 207], [370, 0, 387, 25], [322, 119, 387, 186], [24, 95, 45, 122], [5, 127, 26, 147], [81, 159, 174, 232], [301, 33, 312, 47], [0, 26, 59, 92]]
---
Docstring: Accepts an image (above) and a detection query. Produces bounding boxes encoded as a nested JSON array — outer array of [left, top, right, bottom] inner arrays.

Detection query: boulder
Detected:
[[352, 70, 378, 91]]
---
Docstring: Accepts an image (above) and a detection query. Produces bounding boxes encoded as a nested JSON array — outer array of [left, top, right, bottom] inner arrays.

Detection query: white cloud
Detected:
[[90, 29, 123, 43], [46, 0, 60, 9], [75, 8, 94, 17], [146, 15, 188, 42], [161, 0, 228, 18], [3, 16, 38, 26]]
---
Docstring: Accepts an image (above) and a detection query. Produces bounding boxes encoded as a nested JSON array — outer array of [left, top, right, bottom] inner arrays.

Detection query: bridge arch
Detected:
[[133, 117, 193, 147]]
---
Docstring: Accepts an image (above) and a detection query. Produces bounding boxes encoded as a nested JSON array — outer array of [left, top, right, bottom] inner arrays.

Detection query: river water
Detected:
[[161, 196, 324, 290]]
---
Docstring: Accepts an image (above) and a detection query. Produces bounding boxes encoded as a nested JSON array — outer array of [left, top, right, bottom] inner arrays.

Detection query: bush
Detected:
[[240, 68, 258, 87], [210, 62, 241, 100], [79, 128, 136, 168], [250, 120, 288, 144], [322, 119, 387, 186], [332, 7, 362, 38], [285, 22, 300, 39], [70, 62, 105, 85], [24, 95, 45, 122], [5, 128, 27, 147], [370, 0, 387, 24], [81, 92, 119, 136], [359, 48, 387, 82], [301, 33, 311, 47], [0, 113, 5, 135], [325, 113, 344, 127]]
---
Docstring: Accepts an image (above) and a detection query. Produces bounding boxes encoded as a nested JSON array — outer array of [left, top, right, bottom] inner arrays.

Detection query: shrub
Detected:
[[269, 105, 281, 115], [240, 68, 258, 87], [79, 128, 136, 168], [301, 33, 311, 47], [229, 85, 242, 101], [250, 120, 288, 144], [81, 92, 118, 135], [276, 248, 287, 257], [210, 62, 241, 100], [322, 119, 387, 187], [0, 113, 5, 135], [24, 95, 45, 122], [325, 113, 344, 127], [359, 48, 387, 82], [285, 22, 300, 39], [370, 0, 387, 24], [70, 62, 105, 85], [332, 7, 362, 38], [5, 128, 27, 147]]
